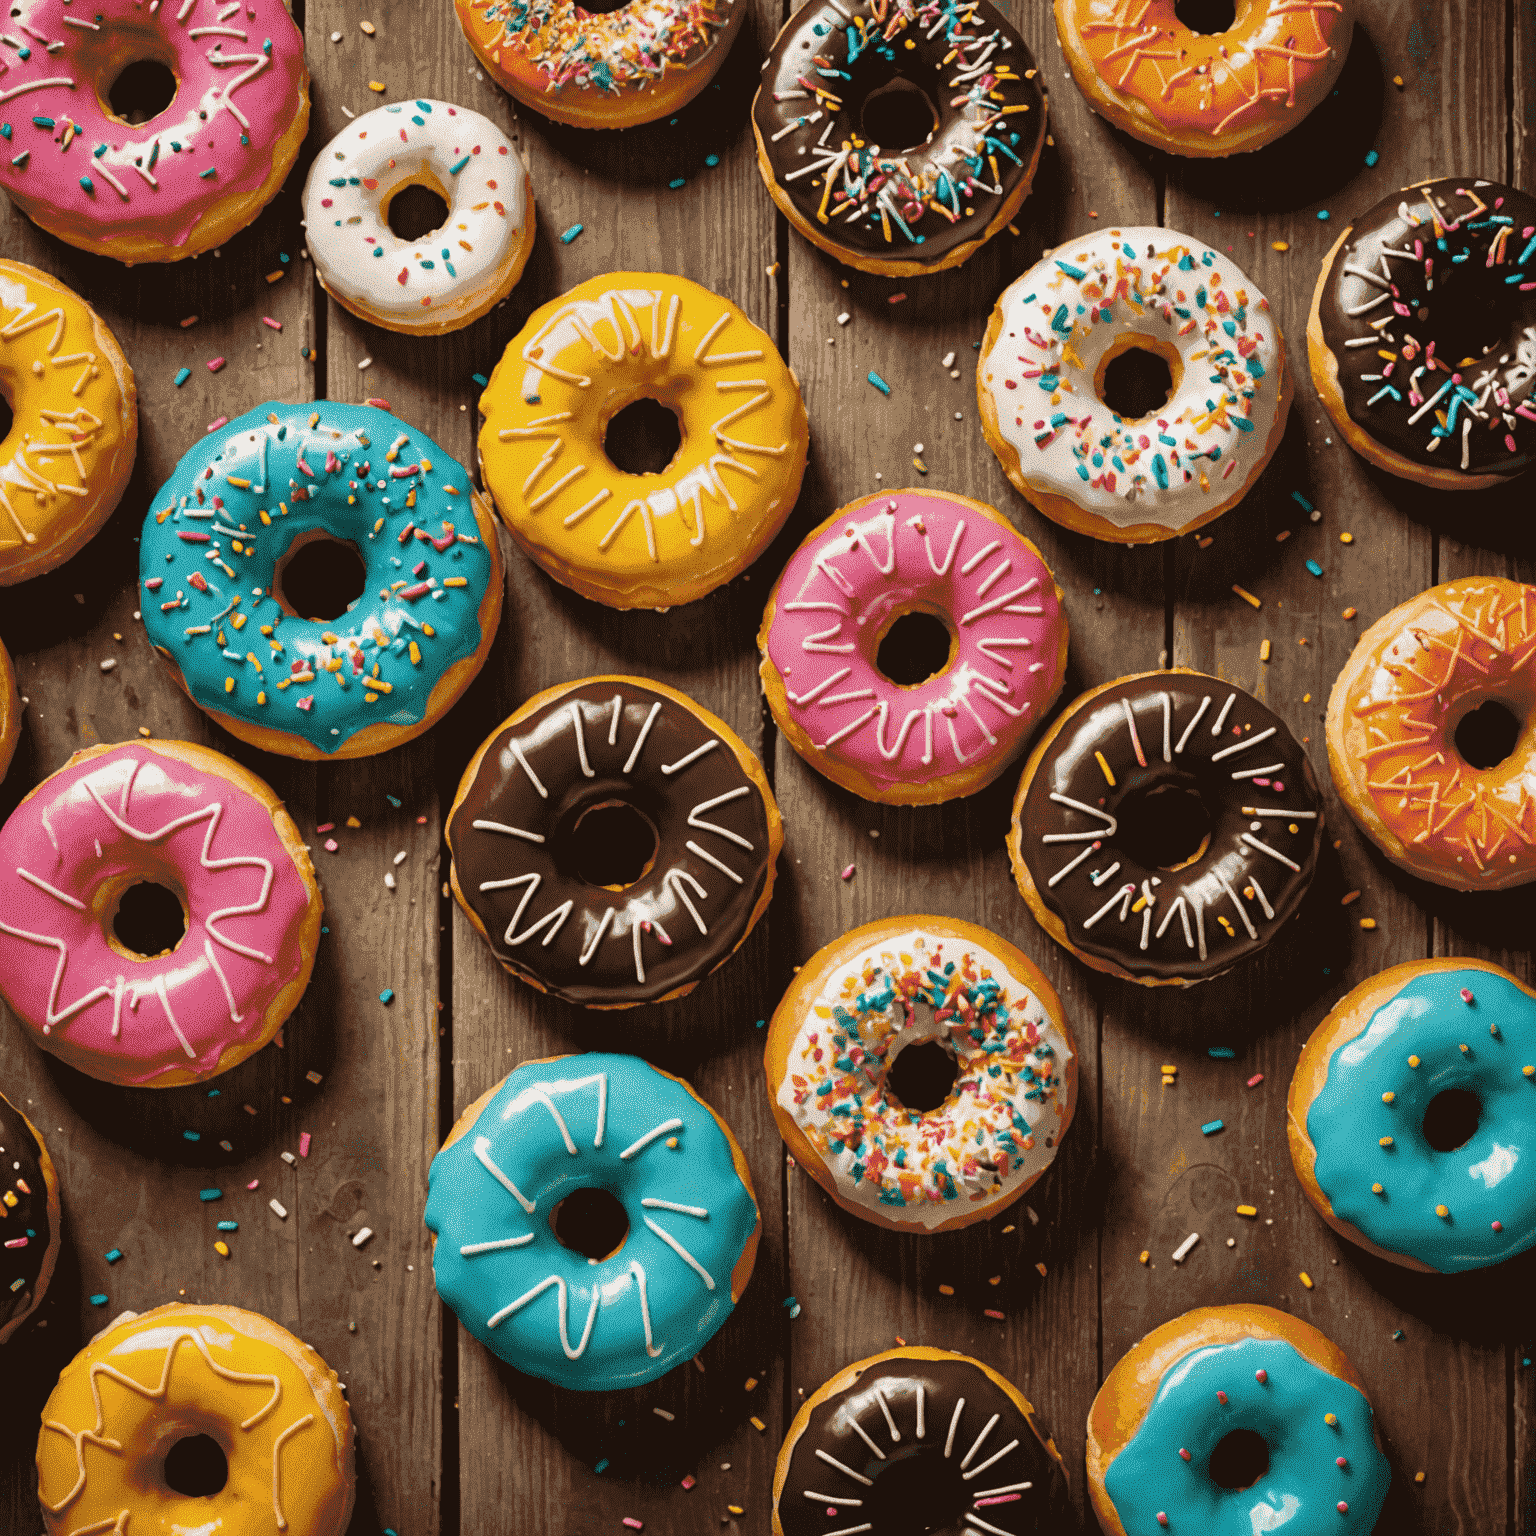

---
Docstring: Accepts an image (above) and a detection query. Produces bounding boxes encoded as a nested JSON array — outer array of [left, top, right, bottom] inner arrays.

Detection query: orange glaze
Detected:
[[1057, 0, 1353, 156]]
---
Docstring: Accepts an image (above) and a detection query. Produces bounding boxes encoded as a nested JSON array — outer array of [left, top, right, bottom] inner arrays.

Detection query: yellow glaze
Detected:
[[0, 261, 137, 586], [37, 1302, 355, 1536], [478, 271, 808, 609]]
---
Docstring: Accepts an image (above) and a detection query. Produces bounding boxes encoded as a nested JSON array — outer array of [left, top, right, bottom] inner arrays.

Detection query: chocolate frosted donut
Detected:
[[1309, 176, 1536, 488], [772, 1347, 1070, 1535], [448, 677, 781, 1008], [751, 0, 1047, 277], [1008, 670, 1323, 985], [0, 1089, 61, 1347]]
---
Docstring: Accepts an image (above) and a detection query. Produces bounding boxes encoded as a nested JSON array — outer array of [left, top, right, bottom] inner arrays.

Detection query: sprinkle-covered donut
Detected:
[[1326, 576, 1536, 891], [0, 0, 309, 263], [1088, 1305, 1390, 1536], [979, 227, 1290, 543], [1309, 176, 1536, 489], [0, 1089, 61, 1347], [454, 0, 744, 129], [1056, 0, 1353, 158], [0, 740, 321, 1088], [765, 915, 1077, 1233], [0, 638, 19, 783], [479, 271, 809, 609], [1289, 958, 1536, 1273], [772, 1347, 1071, 1535], [449, 676, 781, 1008], [759, 490, 1069, 805], [751, 0, 1048, 278], [36, 1302, 355, 1536], [302, 99, 534, 336], [1009, 670, 1324, 985], [139, 402, 503, 759], [426, 1052, 760, 1390], [0, 261, 138, 586]]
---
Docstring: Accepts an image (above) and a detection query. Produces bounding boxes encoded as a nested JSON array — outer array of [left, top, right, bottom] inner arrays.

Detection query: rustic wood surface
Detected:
[[0, 0, 1531, 1531]]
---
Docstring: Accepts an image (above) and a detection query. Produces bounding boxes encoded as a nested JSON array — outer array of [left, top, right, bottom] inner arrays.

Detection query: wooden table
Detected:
[[2, 0, 1532, 1530]]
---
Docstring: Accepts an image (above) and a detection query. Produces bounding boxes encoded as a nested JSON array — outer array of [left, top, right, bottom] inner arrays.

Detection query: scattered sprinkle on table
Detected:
[[299, 1132, 312, 1158], [199, 1188, 222, 1202], [1300, 1271, 1314, 1289], [1247, 1073, 1265, 1088], [105, 1248, 123, 1264], [1306, 559, 1324, 577], [1208, 1047, 1235, 1059], [1237, 1205, 1258, 1217], [1172, 1232, 1200, 1263], [1232, 584, 1261, 609], [1316, 209, 1330, 220], [173, 366, 191, 387], [1201, 1119, 1225, 1136], [89, 1293, 108, 1306], [1365, 149, 1379, 165], [560, 223, 584, 244], [206, 357, 225, 373], [668, 177, 686, 189], [269, 1199, 288, 1220], [594, 1459, 610, 1475], [352, 1227, 374, 1248], [1271, 240, 1290, 252], [681, 1475, 696, 1490], [867, 371, 891, 396], [840, 863, 855, 881], [984, 1308, 1006, 1319], [379, 988, 394, 1005]]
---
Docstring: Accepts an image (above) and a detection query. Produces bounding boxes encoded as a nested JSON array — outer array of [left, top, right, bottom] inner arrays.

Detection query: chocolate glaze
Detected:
[[1316, 177, 1536, 476], [1015, 672, 1323, 982], [777, 1352, 1069, 1535], [752, 0, 1046, 266], [0, 1090, 56, 1343], [449, 680, 773, 1007]]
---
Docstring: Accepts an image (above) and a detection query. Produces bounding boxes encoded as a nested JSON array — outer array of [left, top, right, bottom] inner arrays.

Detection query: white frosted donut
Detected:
[[977, 226, 1291, 544], [302, 99, 534, 336]]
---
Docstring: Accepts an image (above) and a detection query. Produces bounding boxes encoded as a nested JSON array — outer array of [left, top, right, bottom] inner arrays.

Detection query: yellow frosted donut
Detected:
[[478, 271, 808, 609], [36, 1302, 355, 1536], [0, 637, 19, 783], [0, 261, 137, 585]]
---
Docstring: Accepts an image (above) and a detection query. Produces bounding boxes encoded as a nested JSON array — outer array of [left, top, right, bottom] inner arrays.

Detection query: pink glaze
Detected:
[[0, 0, 307, 249], [764, 491, 1066, 796], [0, 744, 314, 1086]]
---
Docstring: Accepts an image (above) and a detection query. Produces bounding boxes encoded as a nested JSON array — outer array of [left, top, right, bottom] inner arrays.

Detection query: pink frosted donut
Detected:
[[758, 489, 1070, 804], [0, 0, 310, 263], [0, 740, 321, 1087]]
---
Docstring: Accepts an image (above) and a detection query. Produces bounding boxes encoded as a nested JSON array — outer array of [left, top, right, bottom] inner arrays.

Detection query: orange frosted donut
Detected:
[[1055, 0, 1354, 157], [0, 638, 19, 783], [1327, 577, 1536, 891]]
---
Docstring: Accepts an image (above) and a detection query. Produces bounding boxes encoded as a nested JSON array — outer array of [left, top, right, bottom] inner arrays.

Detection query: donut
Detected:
[[0, 261, 138, 585], [751, 0, 1048, 279], [758, 489, 1069, 805], [1008, 670, 1324, 986], [765, 915, 1077, 1233], [0, 0, 309, 263], [1087, 1305, 1390, 1536], [1326, 576, 1536, 891], [425, 1051, 760, 1390], [478, 272, 808, 609], [139, 401, 503, 760], [0, 1089, 61, 1348], [301, 99, 534, 337], [454, 0, 743, 129], [448, 675, 781, 1008], [36, 1302, 354, 1536], [0, 739, 321, 1088], [772, 1346, 1070, 1535], [1055, 0, 1353, 158], [1289, 957, 1536, 1273], [1308, 176, 1536, 489], [0, 638, 20, 783], [978, 227, 1291, 543]]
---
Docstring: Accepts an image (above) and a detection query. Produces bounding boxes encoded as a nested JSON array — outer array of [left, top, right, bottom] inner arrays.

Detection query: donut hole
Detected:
[[864, 1451, 964, 1527], [564, 800, 660, 890], [860, 78, 940, 151], [574, 0, 633, 15], [110, 880, 188, 960], [876, 609, 955, 688], [1423, 1088, 1481, 1153], [107, 59, 179, 125], [1174, 0, 1239, 34], [1422, 272, 1521, 370], [273, 532, 369, 622], [385, 181, 450, 242], [1117, 782, 1213, 872], [1454, 700, 1522, 770], [1097, 340, 1178, 421], [162, 1433, 229, 1497], [550, 1187, 630, 1261], [1208, 1428, 1270, 1490], [886, 1037, 959, 1114], [604, 399, 683, 476]]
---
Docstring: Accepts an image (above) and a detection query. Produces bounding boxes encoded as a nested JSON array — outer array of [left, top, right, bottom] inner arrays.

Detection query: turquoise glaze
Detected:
[[425, 1053, 759, 1391], [139, 403, 496, 753], [1103, 1336, 1389, 1534], [1307, 967, 1536, 1272]]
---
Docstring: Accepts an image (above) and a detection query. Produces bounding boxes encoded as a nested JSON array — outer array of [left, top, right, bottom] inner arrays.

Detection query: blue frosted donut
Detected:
[[425, 1052, 760, 1390], [1290, 959, 1536, 1272], [1089, 1307, 1390, 1536], [139, 403, 502, 759]]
